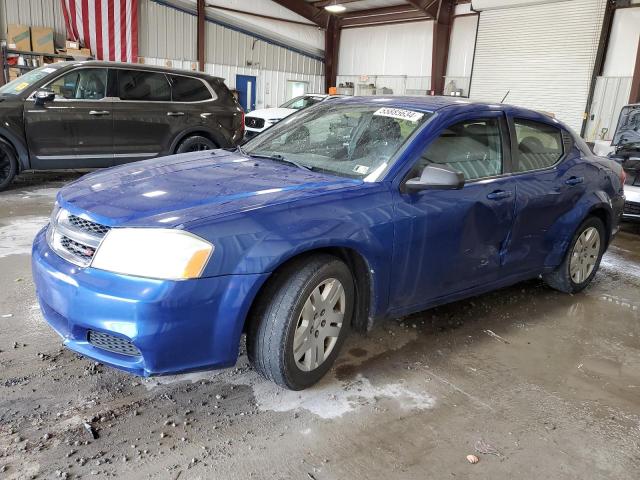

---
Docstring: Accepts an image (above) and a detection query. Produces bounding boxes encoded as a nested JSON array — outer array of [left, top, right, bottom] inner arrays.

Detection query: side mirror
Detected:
[[34, 89, 55, 106], [405, 164, 465, 192]]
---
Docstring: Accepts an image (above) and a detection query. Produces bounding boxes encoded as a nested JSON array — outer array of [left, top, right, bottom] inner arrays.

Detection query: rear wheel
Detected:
[[543, 216, 605, 293], [0, 143, 17, 192], [247, 254, 354, 390], [175, 135, 216, 153]]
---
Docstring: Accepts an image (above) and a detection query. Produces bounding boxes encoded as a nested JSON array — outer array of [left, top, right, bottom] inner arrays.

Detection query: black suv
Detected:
[[0, 61, 244, 190]]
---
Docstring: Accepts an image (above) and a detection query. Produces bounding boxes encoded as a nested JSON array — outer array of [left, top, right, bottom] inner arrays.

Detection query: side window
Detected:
[[416, 118, 503, 181], [47, 68, 107, 100], [169, 75, 212, 102], [513, 119, 563, 172], [118, 70, 170, 101]]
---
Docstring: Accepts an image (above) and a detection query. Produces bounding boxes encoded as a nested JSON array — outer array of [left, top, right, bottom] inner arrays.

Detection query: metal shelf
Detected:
[[0, 45, 78, 85]]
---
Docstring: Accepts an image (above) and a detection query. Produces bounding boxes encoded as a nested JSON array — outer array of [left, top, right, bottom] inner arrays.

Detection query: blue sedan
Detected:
[[32, 97, 625, 390]]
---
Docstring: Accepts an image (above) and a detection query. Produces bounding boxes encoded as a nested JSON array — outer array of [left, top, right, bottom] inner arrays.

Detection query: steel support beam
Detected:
[[341, 5, 429, 28], [270, 0, 330, 27], [430, 0, 455, 95], [197, 0, 205, 71], [630, 37, 640, 103], [325, 16, 341, 92]]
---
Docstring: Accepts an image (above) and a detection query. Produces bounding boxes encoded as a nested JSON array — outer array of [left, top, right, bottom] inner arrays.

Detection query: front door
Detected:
[[390, 112, 516, 312], [236, 75, 256, 113], [24, 67, 113, 169]]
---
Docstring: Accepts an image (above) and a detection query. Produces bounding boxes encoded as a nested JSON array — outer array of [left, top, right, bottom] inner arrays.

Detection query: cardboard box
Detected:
[[7, 24, 31, 51], [65, 47, 91, 58], [65, 39, 79, 50], [8, 67, 21, 81], [31, 26, 55, 54]]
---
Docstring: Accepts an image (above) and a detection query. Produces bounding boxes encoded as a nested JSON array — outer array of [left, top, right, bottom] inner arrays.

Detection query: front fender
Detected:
[[0, 128, 29, 171], [544, 189, 613, 268], [188, 183, 396, 318]]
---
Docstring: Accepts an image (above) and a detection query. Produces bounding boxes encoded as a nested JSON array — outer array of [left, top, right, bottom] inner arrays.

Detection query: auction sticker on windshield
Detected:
[[374, 107, 424, 123]]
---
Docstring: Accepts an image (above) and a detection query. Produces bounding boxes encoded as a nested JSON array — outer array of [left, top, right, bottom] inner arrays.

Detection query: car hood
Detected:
[[245, 107, 296, 121], [57, 150, 361, 228]]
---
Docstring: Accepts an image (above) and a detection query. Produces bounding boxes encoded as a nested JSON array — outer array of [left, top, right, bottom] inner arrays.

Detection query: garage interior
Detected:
[[1, 0, 640, 479]]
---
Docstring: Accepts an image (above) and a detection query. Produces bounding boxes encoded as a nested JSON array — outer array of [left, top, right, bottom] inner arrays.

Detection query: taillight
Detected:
[[240, 111, 245, 134], [620, 168, 626, 187]]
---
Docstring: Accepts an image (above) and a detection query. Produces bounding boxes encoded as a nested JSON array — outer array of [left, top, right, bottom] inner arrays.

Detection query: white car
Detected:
[[243, 94, 341, 141], [610, 103, 640, 221]]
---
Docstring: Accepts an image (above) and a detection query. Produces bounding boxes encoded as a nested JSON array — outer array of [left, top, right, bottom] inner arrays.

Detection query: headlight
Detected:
[[91, 229, 213, 280]]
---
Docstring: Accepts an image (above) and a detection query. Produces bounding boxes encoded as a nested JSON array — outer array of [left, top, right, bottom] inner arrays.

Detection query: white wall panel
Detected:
[[470, 0, 607, 133], [338, 21, 433, 77], [602, 8, 640, 77]]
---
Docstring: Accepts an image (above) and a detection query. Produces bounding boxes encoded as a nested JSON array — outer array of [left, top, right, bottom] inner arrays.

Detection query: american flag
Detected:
[[60, 0, 138, 63]]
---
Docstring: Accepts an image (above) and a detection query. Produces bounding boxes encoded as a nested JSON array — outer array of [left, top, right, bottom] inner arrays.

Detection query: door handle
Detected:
[[167, 111, 185, 116], [565, 176, 584, 186], [486, 190, 512, 200], [89, 110, 110, 116]]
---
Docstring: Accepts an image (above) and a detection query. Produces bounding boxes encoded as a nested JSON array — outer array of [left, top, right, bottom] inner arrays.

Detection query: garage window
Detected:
[[417, 118, 503, 181], [118, 70, 170, 101], [513, 119, 563, 172], [169, 75, 212, 102]]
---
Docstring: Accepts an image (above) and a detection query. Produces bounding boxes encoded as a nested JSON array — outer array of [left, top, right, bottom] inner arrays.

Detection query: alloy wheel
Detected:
[[569, 226, 600, 284], [293, 278, 345, 372], [0, 150, 11, 183], [188, 142, 211, 151]]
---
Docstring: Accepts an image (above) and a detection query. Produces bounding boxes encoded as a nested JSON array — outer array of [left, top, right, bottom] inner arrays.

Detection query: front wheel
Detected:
[[0, 143, 17, 192], [247, 254, 354, 390], [543, 216, 605, 293]]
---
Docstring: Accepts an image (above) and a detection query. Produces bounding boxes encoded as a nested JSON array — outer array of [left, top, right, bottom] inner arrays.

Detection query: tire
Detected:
[[247, 254, 354, 390], [0, 143, 17, 192], [543, 216, 606, 294], [175, 135, 216, 153]]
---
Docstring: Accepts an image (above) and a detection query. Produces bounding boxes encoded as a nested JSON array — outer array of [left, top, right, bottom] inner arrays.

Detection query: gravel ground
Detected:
[[1, 171, 639, 479]]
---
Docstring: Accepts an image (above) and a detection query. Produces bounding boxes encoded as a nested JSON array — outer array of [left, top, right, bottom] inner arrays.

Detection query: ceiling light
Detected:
[[324, 4, 346, 13]]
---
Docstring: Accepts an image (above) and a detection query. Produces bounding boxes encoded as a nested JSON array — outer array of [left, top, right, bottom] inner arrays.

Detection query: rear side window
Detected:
[[169, 75, 212, 102], [207, 78, 237, 107], [513, 119, 563, 172], [118, 70, 170, 101]]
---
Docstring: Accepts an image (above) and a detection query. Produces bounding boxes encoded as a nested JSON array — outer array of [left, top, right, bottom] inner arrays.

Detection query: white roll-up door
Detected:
[[469, 0, 607, 133]]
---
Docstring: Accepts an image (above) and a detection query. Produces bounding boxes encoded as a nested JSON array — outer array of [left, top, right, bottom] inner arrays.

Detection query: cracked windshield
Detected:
[[243, 103, 432, 180]]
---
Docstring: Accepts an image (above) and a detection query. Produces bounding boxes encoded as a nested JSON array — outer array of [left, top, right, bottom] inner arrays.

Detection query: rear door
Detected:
[[110, 69, 180, 165], [503, 114, 587, 274], [24, 67, 114, 168]]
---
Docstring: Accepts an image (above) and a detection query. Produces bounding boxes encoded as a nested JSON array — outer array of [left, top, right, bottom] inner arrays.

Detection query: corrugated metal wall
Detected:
[[1, 0, 67, 47], [139, 0, 324, 108]]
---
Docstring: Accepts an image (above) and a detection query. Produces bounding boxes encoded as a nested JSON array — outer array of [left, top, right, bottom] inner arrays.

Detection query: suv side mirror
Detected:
[[405, 164, 465, 192], [34, 89, 55, 106]]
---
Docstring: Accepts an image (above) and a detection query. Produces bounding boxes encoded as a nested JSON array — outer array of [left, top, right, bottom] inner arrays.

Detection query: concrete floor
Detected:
[[1, 172, 639, 480]]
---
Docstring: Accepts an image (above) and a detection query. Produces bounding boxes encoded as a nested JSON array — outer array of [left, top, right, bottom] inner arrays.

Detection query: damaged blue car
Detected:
[[32, 96, 625, 390]]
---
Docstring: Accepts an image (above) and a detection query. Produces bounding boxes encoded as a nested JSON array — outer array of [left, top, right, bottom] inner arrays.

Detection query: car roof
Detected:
[[50, 60, 223, 81], [323, 95, 569, 127]]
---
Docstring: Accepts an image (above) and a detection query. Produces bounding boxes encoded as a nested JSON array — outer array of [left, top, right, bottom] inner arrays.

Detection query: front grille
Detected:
[[88, 330, 141, 357], [624, 201, 640, 216], [245, 116, 265, 129], [47, 208, 111, 267], [67, 214, 111, 236]]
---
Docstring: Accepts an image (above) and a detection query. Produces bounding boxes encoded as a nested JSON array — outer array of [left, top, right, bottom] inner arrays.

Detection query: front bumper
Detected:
[[623, 185, 640, 220], [32, 228, 268, 376], [242, 128, 264, 142]]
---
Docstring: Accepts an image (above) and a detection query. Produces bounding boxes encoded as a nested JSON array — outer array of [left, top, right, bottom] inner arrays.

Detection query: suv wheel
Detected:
[[176, 135, 216, 153], [247, 254, 354, 390], [0, 143, 17, 192], [543, 216, 605, 293]]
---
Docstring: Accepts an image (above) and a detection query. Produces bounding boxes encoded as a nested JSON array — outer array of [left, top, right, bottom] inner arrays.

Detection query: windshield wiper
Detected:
[[247, 153, 311, 171]]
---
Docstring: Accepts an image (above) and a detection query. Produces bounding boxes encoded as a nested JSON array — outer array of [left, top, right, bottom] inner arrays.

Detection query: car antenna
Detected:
[[500, 90, 510, 104]]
